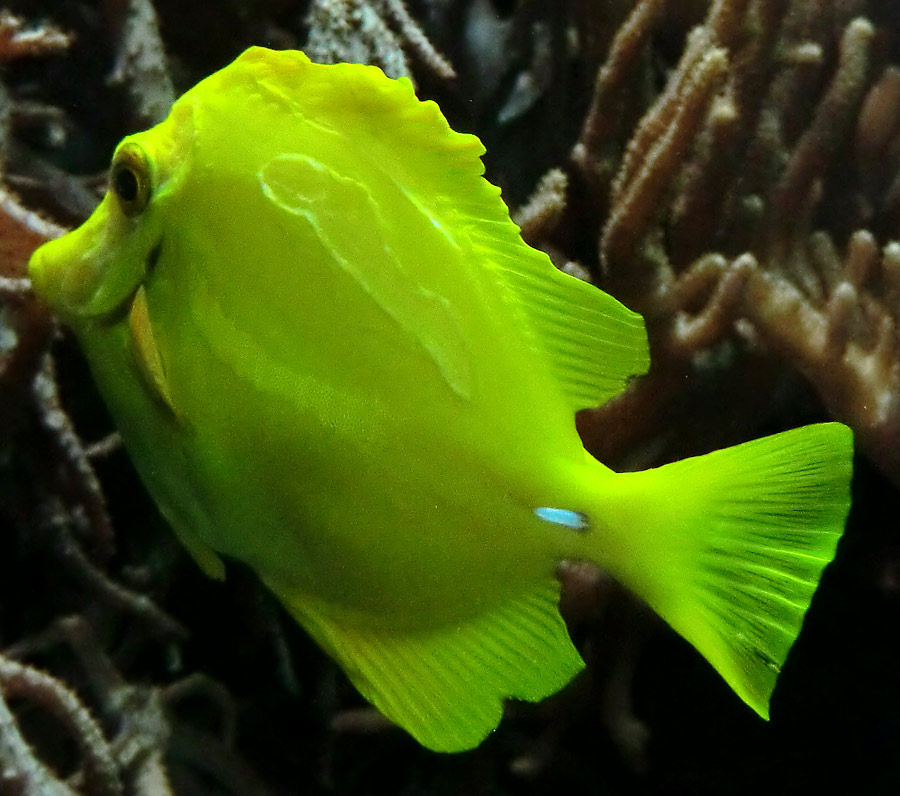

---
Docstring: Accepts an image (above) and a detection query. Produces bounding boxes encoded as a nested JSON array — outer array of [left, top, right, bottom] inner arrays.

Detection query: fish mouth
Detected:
[[28, 239, 131, 325], [27, 242, 59, 310], [30, 234, 177, 416], [27, 221, 164, 325], [26, 225, 104, 320]]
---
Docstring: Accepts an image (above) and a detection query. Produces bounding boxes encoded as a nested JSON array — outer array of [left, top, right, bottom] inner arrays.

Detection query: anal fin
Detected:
[[264, 578, 584, 752]]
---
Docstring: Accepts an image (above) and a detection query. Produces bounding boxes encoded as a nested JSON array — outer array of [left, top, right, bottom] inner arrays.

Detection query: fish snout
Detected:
[[26, 205, 126, 321], [27, 236, 68, 312]]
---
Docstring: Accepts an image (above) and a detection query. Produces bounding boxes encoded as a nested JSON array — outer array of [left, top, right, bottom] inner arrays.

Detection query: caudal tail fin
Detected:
[[590, 422, 853, 718]]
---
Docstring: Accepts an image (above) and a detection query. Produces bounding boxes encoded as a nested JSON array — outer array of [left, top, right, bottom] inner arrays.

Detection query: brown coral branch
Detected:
[[571, 0, 669, 176], [767, 17, 875, 246], [556, 4, 895, 486], [601, 45, 729, 301], [669, 253, 755, 355], [4, 617, 260, 796], [104, 0, 176, 127], [42, 617, 175, 794], [128, 750, 173, 796], [32, 354, 117, 562], [304, 0, 453, 82], [706, 0, 753, 43], [0, 277, 52, 403], [84, 432, 124, 460], [739, 232, 900, 481], [668, 0, 790, 264], [855, 65, 900, 166], [380, 0, 455, 79], [0, 187, 66, 277], [0, 655, 122, 796], [0, 691, 78, 796], [43, 500, 188, 641], [513, 167, 568, 256], [0, 11, 72, 61]]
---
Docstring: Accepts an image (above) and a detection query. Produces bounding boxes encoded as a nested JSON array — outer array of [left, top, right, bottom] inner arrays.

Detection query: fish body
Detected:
[[28, 48, 853, 752]]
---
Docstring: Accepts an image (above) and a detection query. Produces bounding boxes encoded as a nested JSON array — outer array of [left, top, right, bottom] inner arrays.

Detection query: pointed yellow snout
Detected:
[[27, 194, 149, 323], [27, 215, 102, 322]]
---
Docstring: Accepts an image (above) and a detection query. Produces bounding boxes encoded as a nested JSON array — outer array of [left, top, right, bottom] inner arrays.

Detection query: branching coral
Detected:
[[516, 0, 900, 485], [2, 16, 198, 792], [1, 180, 269, 796], [0, 11, 71, 61], [515, 0, 900, 771], [305, 0, 454, 80], [1, 616, 276, 796], [0, 652, 121, 796], [105, 0, 177, 128]]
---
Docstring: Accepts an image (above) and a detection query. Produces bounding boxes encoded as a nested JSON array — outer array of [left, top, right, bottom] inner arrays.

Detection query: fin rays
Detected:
[[267, 579, 584, 752], [587, 422, 852, 718]]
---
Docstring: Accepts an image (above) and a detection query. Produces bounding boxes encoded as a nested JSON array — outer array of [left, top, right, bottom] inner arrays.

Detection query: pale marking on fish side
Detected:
[[258, 153, 473, 399]]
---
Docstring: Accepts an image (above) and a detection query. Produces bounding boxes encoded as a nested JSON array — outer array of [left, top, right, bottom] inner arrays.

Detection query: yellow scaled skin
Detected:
[[29, 48, 853, 752]]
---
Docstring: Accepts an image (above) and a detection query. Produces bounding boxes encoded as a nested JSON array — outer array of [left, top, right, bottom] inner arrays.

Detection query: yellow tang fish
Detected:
[[27, 47, 853, 752]]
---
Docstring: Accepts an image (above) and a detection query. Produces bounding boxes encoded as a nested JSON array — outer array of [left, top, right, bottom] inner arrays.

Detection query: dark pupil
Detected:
[[113, 165, 139, 203]]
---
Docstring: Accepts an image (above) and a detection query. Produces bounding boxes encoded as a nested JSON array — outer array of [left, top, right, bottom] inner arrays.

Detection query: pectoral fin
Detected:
[[128, 285, 177, 415]]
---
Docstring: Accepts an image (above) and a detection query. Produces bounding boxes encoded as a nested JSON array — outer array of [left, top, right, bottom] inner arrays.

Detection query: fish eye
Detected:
[[109, 143, 152, 215]]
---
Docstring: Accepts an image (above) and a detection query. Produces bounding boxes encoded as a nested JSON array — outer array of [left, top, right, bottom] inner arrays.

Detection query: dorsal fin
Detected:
[[219, 48, 650, 410], [475, 227, 651, 411]]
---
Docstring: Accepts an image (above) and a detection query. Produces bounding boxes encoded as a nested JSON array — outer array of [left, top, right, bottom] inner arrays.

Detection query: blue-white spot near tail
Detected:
[[534, 507, 589, 531]]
